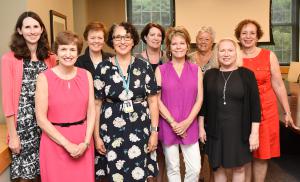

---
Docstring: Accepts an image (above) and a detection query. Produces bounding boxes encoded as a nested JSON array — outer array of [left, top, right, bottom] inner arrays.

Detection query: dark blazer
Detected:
[[200, 67, 261, 142], [75, 47, 114, 77]]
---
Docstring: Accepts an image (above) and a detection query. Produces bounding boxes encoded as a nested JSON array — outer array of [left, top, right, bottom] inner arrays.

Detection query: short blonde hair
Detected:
[[211, 38, 242, 68], [196, 26, 215, 43], [165, 26, 191, 59]]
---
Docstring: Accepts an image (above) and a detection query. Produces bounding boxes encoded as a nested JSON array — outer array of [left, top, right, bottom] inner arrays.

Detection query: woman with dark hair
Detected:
[[75, 21, 113, 77], [35, 31, 95, 182], [94, 22, 159, 181], [137, 23, 167, 71], [234, 19, 299, 182], [1, 11, 56, 181]]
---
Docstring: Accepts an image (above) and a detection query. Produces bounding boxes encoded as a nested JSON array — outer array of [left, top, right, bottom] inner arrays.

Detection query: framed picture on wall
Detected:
[[50, 10, 67, 48]]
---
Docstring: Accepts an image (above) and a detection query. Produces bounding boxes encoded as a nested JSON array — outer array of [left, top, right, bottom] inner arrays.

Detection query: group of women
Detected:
[[1, 11, 299, 182]]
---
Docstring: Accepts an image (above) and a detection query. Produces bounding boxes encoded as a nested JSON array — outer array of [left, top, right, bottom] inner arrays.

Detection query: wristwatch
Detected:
[[150, 126, 159, 132]]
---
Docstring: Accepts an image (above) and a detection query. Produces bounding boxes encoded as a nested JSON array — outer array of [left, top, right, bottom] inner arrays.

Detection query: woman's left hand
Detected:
[[173, 120, 190, 136], [147, 132, 158, 153], [284, 113, 300, 130], [71, 142, 88, 158], [249, 132, 259, 152]]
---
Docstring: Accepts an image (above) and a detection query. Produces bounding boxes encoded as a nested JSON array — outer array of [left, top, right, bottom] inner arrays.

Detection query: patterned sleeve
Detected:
[[145, 61, 159, 95], [94, 63, 106, 100]]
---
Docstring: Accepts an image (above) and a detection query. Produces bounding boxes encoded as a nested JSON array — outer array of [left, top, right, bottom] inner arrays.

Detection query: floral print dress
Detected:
[[11, 59, 47, 179], [94, 57, 159, 182]]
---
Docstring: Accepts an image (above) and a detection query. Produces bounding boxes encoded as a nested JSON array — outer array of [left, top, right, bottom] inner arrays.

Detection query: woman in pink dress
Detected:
[[35, 31, 96, 182]]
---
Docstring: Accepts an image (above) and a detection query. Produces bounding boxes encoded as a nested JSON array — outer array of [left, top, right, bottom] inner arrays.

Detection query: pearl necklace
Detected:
[[221, 70, 234, 105]]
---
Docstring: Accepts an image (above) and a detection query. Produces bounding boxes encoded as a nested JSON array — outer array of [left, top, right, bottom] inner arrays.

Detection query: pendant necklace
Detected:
[[221, 70, 234, 105]]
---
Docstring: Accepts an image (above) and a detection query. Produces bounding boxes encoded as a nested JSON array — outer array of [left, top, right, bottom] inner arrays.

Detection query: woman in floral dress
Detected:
[[94, 22, 159, 182]]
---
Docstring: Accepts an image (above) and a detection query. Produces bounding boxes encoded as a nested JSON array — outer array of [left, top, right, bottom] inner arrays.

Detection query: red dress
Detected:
[[243, 49, 280, 159]]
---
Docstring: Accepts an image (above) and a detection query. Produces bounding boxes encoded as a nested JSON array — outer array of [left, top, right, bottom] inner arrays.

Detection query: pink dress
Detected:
[[39, 68, 94, 182]]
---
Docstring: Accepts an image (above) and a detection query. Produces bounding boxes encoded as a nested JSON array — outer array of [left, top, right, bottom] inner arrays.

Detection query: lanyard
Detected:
[[115, 56, 133, 92]]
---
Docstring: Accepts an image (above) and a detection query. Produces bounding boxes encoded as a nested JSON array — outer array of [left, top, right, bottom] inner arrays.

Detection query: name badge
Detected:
[[123, 100, 134, 113]]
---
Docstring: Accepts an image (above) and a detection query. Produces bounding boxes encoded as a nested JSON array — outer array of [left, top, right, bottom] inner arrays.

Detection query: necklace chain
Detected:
[[146, 49, 161, 64], [221, 71, 234, 105]]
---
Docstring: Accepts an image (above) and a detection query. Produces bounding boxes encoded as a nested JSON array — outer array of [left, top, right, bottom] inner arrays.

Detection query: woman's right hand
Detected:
[[64, 142, 80, 158], [95, 137, 106, 155], [170, 122, 187, 138], [9, 134, 21, 154], [199, 127, 207, 144]]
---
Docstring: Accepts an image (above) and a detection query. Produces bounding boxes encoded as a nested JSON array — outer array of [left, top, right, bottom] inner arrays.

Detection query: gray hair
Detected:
[[196, 26, 216, 42]]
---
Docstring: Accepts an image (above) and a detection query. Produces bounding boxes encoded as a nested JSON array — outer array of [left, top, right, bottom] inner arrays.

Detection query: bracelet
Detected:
[[166, 117, 174, 124], [150, 125, 159, 132], [284, 111, 291, 115], [84, 141, 89, 148]]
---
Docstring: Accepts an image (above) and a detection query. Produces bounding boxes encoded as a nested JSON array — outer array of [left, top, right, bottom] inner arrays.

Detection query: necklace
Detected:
[[146, 49, 161, 64], [221, 70, 234, 105]]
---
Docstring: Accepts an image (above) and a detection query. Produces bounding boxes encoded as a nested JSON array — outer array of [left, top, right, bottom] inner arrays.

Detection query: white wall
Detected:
[[0, 1, 27, 123], [0, 0, 74, 123]]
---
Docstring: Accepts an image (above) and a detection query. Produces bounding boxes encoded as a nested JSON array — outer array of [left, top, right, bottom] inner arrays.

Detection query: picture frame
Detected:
[[49, 10, 67, 48]]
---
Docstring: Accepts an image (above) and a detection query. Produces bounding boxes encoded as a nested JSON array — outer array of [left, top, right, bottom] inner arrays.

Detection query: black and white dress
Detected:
[[11, 59, 47, 179], [94, 57, 159, 181]]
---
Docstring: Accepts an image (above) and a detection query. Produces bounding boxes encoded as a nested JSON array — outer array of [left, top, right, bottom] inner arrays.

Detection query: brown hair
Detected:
[[106, 22, 139, 49], [165, 26, 191, 59], [140, 23, 165, 44], [54, 31, 83, 54], [10, 11, 50, 60], [234, 19, 264, 40], [83, 21, 108, 41]]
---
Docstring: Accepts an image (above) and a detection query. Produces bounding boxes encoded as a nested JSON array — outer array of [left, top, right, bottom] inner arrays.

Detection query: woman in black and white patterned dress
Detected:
[[1, 11, 56, 181]]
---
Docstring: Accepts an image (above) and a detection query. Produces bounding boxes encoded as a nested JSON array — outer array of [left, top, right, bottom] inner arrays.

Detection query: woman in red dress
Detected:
[[235, 19, 299, 182]]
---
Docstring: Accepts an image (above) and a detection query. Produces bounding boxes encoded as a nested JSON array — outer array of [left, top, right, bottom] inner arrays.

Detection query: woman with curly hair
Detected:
[[94, 22, 159, 181], [1, 11, 56, 181]]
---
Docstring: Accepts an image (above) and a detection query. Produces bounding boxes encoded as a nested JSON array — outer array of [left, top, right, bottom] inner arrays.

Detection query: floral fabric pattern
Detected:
[[94, 57, 159, 181]]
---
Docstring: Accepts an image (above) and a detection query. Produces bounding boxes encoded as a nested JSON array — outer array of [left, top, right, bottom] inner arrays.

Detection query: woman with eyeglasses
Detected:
[[94, 22, 159, 181]]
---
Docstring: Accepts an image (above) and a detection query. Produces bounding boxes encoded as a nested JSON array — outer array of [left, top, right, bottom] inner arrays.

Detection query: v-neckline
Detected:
[[171, 61, 186, 80]]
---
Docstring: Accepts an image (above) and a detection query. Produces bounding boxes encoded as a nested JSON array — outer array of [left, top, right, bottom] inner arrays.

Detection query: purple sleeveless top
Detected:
[[158, 61, 199, 145]]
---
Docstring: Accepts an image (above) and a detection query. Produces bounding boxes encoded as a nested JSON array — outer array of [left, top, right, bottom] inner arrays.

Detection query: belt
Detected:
[[51, 118, 86, 127], [105, 98, 146, 104]]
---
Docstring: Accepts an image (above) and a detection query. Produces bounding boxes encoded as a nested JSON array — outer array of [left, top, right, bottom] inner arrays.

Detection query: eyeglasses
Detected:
[[113, 35, 132, 42]]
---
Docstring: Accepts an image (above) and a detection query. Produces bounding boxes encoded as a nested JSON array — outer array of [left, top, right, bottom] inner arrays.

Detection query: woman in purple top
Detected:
[[155, 26, 203, 182]]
